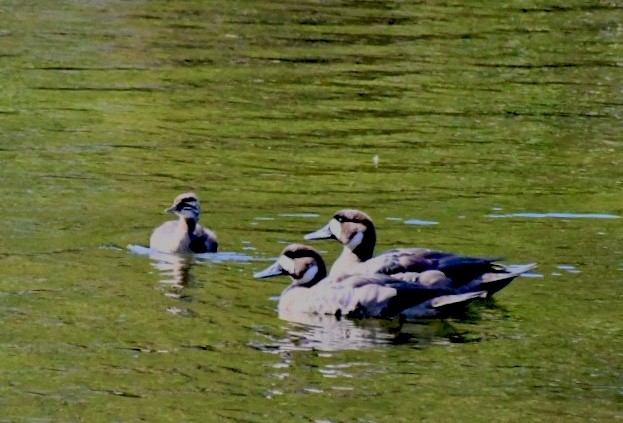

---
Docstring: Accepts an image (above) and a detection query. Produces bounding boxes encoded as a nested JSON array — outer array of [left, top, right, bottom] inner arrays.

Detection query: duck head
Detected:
[[304, 209, 376, 260], [254, 244, 327, 288], [166, 192, 202, 221]]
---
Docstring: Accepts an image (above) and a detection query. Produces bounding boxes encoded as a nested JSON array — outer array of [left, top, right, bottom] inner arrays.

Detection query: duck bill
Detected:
[[164, 205, 177, 214], [304, 222, 334, 240], [253, 261, 286, 279]]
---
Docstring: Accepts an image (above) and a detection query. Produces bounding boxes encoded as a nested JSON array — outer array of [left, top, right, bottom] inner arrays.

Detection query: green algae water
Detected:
[[1, 1, 622, 421]]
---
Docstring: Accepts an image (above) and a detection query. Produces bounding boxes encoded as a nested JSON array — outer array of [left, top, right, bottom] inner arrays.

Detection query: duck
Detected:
[[304, 209, 535, 295], [254, 244, 491, 320], [149, 192, 218, 254]]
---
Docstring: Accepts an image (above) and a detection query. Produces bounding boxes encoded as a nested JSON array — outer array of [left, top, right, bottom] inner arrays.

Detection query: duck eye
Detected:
[[334, 215, 344, 223]]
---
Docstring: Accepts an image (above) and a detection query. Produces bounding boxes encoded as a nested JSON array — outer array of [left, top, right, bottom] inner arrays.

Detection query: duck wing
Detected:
[[363, 248, 438, 275], [335, 274, 456, 318], [433, 254, 502, 286], [190, 225, 218, 253], [366, 248, 500, 285], [460, 263, 537, 296], [398, 291, 488, 319]]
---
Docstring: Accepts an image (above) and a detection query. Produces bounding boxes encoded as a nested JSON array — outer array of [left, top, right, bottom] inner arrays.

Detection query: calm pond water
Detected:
[[1, 0, 622, 421]]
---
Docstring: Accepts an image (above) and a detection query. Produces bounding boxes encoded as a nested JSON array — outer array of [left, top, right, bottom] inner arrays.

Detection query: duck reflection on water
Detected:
[[148, 249, 196, 289], [129, 242, 258, 289], [252, 309, 485, 353]]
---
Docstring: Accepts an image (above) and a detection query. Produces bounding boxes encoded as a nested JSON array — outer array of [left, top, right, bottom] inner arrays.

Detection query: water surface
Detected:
[[1, 1, 622, 421]]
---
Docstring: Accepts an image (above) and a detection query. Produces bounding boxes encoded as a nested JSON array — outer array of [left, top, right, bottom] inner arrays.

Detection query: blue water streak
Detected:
[[487, 212, 620, 219]]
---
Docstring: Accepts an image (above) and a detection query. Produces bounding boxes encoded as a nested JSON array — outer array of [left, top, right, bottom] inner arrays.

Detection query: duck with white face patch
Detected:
[[149, 192, 218, 254], [304, 209, 536, 296], [253, 244, 496, 321]]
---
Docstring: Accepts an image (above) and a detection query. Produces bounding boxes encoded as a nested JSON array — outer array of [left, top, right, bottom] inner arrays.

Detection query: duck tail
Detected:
[[462, 263, 538, 296], [431, 290, 487, 308], [398, 291, 487, 320]]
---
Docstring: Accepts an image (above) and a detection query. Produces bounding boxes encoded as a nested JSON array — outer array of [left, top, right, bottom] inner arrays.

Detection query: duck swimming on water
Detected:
[[254, 244, 493, 320], [149, 192, 218, 254], [304, 209, 535, 295]]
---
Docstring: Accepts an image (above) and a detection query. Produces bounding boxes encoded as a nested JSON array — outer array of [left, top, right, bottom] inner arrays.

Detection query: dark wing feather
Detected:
[[434, 255, 501, 286], [372, 248, 503, 287], [340, 273, 457, 318], [190, 227, 218, 253]]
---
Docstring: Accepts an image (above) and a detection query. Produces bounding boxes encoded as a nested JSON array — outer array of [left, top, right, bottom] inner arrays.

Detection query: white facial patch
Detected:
[[300, 265, 319, 284], [329, 218, 342, 238], [346, 231, 364, 250], [277, 255, 296, 274]]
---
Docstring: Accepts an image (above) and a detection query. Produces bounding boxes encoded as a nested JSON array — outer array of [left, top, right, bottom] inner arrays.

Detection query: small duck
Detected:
[[254, 244, 489, 320], [149, 192, 218, 254], [304, 209, 535, 295]]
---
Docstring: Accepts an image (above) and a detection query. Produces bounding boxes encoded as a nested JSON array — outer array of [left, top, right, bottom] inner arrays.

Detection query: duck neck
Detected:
[[282, 280, 310, 296], [178, 216, 197, 234], [352, 240, 374, 262], [286, 272, 324, 291], [329, 246, 368, 277]]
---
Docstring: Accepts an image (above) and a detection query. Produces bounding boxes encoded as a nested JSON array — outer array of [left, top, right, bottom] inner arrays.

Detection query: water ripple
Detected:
[[278, 213, 320, 218], [487, 212, 620, 219], [557, 264, 581, 274], [404, 218, 439, 226], [127, 244, 259, 263], [385, 217, 439, 225]]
